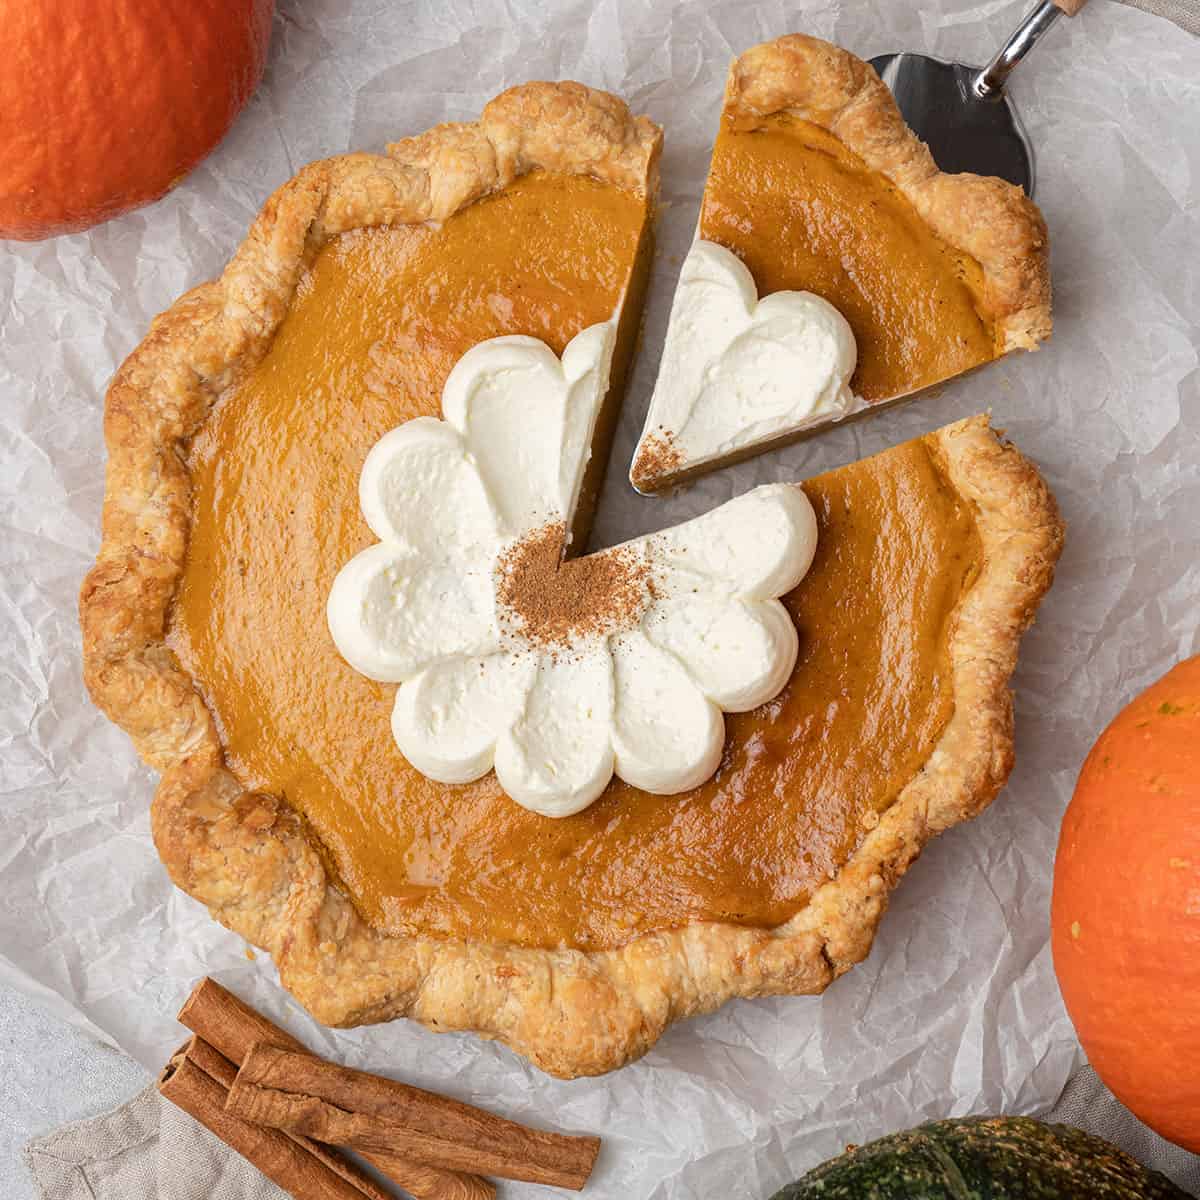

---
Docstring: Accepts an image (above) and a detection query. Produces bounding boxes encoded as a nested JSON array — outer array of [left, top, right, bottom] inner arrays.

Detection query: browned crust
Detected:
[[724, 35, 1052, 352], [80, 83, 1063, 1079]]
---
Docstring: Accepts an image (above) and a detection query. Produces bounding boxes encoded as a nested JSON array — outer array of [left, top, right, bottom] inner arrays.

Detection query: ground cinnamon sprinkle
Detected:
[[631, 430, 682, 491], [495, 521, 654, 649]]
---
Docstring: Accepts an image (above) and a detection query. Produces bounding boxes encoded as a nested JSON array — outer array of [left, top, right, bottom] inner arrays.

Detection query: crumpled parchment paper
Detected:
[[2, 1, 1198, 1196]]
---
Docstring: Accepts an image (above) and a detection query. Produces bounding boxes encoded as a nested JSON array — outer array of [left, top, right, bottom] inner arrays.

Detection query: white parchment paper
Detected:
[[2, 1, 1198, 1195]]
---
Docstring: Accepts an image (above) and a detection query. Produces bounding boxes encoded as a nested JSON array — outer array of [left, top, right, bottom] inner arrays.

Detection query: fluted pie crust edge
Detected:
[[80, 80, 1063, 1078], [723, 34, 1052, 351]]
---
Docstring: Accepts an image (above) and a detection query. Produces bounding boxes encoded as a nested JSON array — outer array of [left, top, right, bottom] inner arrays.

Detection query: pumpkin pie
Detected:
[[80, 78, 1064, 1077], [630, 35, 1053, 493]]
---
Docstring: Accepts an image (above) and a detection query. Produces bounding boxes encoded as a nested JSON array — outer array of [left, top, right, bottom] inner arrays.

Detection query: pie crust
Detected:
[[81, 81, 1063, 1078], [722, 34, 1051, 351]]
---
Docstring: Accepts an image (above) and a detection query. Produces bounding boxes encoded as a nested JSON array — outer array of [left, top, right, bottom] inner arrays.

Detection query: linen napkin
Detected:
[[25, 1085, 287, 1200], [1047, 1070, 1200, 1195], [1117, 0, 1200, 33]]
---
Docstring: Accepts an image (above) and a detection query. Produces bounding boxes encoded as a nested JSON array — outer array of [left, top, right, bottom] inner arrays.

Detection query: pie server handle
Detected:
[[974, 0, 1090, 100]]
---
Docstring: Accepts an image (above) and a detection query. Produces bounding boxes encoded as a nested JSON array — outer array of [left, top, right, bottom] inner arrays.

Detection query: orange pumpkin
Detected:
[[1052, 655, 1200, 1152], [0, 0, 274, 241]]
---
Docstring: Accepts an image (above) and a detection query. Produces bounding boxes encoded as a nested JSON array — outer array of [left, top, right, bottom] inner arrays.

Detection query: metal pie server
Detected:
[[869, 0, 1088, 197]]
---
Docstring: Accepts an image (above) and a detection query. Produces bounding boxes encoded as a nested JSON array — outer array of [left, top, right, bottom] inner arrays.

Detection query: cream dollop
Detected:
[[328, 323, 819, 817], [631, 239, 858, 491]]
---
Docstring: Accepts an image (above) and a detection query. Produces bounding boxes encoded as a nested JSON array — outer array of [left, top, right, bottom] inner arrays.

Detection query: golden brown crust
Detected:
[[725, 35, 1052, 351], [80, 81, 1062, 1079]]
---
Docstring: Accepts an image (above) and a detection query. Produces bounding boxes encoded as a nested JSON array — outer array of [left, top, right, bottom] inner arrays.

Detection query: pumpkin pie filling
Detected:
[[169, 169, 983, 954], [699, 113, 998, 403]]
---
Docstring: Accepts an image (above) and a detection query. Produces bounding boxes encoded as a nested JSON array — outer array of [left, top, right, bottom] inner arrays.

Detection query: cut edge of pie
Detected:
[[80, 78, 1065, 1081], [630, 34, 1053, 494]]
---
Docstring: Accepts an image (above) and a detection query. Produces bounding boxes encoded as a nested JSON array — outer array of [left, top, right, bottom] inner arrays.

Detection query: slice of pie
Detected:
[[80, 78, 1064, 1079], [630, 34, 1053, 493]]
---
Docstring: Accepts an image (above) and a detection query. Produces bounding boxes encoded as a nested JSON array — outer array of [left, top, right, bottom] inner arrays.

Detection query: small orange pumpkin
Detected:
[[0, 0, 274, 241], [1052, 655, 1200, 1152]]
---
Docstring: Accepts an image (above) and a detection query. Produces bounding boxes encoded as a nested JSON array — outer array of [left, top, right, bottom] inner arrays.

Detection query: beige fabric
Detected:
[[25, 1086, 287, 1200], [1045, 1066, 1200, 1195], [1116, 0, 1200, 37]]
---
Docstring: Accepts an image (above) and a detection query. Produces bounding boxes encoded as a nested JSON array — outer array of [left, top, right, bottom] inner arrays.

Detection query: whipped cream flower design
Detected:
[[631, 239, 858, 490], [328, 322, 819, 818]]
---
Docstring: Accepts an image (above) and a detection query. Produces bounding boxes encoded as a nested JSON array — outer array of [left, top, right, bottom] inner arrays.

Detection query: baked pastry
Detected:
[[81, 78, 1064, 1079], [630, 34, 1052, 493]]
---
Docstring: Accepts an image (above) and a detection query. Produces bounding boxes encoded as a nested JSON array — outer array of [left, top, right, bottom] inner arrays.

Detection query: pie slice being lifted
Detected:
[[81, 72, 1063, 1078], [630, 34, 1053, 493]]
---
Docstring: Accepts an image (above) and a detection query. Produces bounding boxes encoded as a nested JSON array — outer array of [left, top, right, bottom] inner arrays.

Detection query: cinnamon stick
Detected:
[[158, 1045, 381, 1200], [178, 977, 309, 1060], [186, 1033, 241, 1087], [228, 1043, 602, 1191], [180, 1037, 395, 1200], [178, 978, 492, 1200]]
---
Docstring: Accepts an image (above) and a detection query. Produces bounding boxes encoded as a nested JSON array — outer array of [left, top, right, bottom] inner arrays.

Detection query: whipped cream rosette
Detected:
[[329, 322, 818, 817]]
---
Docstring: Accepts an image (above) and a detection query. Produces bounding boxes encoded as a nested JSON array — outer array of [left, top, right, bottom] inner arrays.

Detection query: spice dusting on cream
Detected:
[[496, 522, 654, 651], [327, 321, 820, 818], [629, 432, 684, 493]]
